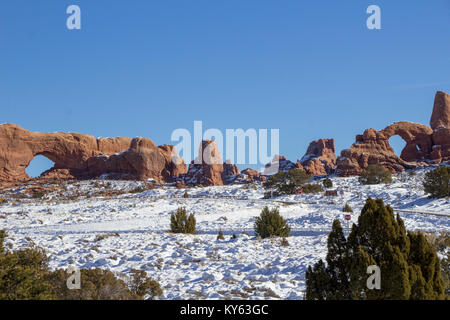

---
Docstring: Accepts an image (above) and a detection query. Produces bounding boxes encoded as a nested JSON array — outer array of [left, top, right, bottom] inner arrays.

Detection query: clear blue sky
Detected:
[[1, 1, 449, 176]]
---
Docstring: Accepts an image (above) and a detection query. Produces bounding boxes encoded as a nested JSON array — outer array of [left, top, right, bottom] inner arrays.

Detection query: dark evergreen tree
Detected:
[[322, 178, 333, 188], [254, 207, 290, 239], [263, 169, 311, 197], [343, 203, 353, 213], [359, 165, 392, 185], [305, 260, 330, 300], [305, 198, 445, 300], [170, 207, 196, 234], [325, 220, 350, 299], [217, 230, 225, 241], [423, 166, 450, 198]]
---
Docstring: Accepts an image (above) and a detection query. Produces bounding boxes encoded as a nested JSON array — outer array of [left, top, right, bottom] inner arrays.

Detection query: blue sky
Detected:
[[1, 1, 449, 176]]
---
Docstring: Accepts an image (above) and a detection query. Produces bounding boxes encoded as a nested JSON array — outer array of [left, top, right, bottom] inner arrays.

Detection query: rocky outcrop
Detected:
[[85, 138, 187, 181], [222, 160, 240, 184], [430, 91, 450, 130], [336, 91, 450, 176], [263, 139, 336, 176], [300, 139, 336, 175], [184, 140, 225, 186], [238, 168, 266, 183], [381, 122, 434, 162], [430, 91, 450, 162], [263, 155, 303, 176], [0, 124, 186, 182], [336, 128, 411, 176]]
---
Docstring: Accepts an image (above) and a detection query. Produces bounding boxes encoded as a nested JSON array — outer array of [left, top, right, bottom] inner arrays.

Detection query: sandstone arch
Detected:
[[336, 91, 450, 176], [0, 124, 186, 182], [381, 121, 433, 162], [26, 154, 55, 178]]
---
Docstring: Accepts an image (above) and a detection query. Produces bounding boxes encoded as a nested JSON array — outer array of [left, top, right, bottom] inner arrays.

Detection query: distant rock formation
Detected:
[[263, 155, 303, 176], [263, 139, 336, 176], [300, 139, 336, 175], [0, 124, 186, 182], [430, 91, 450, 162], [183, 140, 239, 186], [430, 91, 450, 130], [336, 91, 450, 176], [238, 168, 266, 183], [2, 91, 447, 183]]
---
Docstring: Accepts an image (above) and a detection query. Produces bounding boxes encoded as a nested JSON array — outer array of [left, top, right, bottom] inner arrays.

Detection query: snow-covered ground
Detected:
[[0, 168, 448, 299]]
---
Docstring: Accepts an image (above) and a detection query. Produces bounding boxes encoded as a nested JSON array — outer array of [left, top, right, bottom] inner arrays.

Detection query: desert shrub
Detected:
[[358, 164, 392, 185], [254, 207, 290, 239], [302, 183, 323, 194], [231, 234, 237, 240], [217, 230, 225, 241], [423, 166, 449, 199], [0, 230, 161, 300], [128, 269, 163, 299], [0, 234, 54, 300], [170, 207, 196, 234], [48, 267, 164, 300], [47, 268, 138, 300], [0, 198, 7, 204], [183, 191, 189, 198], [280, 238, 289, 247], [407, 170, 416, 176], [342, 203, 353, 213], [32, 192, 45, 199], [263, 169, 311, 197], [129, 186, 146, 194], [305, 198, 445, 300], [424, 232, 450, 252], [322, 178, 333, 188]]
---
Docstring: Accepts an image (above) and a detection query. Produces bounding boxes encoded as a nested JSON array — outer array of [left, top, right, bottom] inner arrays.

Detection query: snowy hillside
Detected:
[[0, 167, 448, 300]]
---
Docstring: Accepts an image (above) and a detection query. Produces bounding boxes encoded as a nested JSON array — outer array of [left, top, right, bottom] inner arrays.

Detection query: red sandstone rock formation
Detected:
[[300, 139, 336, 175], [381, 122, 434, 162], [222, 160, 240, 184], [336, 91, 450, 176], [239, 168, 266, 183], [430, 91, 450, 162], [183, 141, 241, 186], [263, 139, 336, 176], [0, 124, 186, 182], [263, 155, 303, 176], [430, 91, 450, 130], [336, 128, 411, 176]]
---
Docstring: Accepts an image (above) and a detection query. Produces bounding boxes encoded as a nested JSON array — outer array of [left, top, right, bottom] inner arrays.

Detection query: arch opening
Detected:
[[26, 155, 55, 178], [388, 135, 407, 158]]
